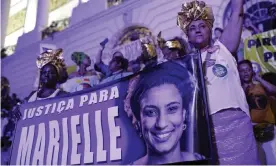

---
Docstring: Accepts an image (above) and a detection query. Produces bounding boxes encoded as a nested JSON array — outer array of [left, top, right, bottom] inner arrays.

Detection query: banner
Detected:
[[244, 29, 276, 74], [10, 57, 212, 165]]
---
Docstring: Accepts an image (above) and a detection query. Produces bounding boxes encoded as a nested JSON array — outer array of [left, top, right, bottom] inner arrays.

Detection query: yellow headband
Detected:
[[165, 40, 182, 49], [157, 31, 182, 49], [140, 39, 157, 59], [36, 48, 66, 76], [177, 0, 214, 34]]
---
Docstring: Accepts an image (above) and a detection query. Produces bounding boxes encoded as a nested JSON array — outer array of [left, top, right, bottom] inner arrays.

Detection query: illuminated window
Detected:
[[48, 0, 79, 26], [4, 0, 28, 48], [6, 9, 26, 35], [81, 0, 89, 3], [49, 0, 68, 12], [43, 0, 79, 39]]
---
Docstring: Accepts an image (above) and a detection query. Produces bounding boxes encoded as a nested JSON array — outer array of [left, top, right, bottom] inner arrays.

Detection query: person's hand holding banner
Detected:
[[10, 104, 22, 121]]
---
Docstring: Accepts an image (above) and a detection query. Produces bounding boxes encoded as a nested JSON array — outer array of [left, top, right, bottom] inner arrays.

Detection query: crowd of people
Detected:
[[1, 29, 190, 164], [1, 0, 276, 165], [238, 60, 276, 164], [1, 77, 22, 164], [31, 31, 190, 100]]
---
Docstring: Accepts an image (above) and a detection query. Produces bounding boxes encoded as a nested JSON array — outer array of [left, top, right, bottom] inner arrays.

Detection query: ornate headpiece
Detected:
[[36, 48, 66, 76], [177, 0, 215, 34], [140, 38, 157, 59], [157, 31, 182, 49]]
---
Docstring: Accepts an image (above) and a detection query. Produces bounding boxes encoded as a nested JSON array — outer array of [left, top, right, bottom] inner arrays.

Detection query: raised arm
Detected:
[[94, 45, 111, 76], [96, 38, 109, 64], [95, 47, 104, 64], [220, 0, 244, 53], [255, 74, 276, 96]]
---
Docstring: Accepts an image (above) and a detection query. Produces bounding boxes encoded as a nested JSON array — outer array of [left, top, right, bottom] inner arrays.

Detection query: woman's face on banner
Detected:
[[139, 84, 185, 154]]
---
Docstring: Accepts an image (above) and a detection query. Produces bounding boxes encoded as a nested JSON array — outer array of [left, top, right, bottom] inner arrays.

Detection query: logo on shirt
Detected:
[[212, 64, 227, 77], [248, 94, 268, 110]]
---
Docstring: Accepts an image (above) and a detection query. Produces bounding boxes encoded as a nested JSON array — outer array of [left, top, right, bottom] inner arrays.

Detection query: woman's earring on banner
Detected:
[[135, 122, 143, 138], [183, 124, 187, 131], [139, 131, 143, 138]]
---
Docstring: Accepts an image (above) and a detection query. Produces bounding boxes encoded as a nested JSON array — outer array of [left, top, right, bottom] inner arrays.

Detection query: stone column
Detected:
[[16, 0, 50, 50], [35, 0, 50, 32], [24, 0, 38, 33], [1, 0, 11, 48]]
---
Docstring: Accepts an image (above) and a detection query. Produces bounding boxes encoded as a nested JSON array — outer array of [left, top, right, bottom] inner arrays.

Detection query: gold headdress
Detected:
[[157, 31, 182, 49], [140, 38, 157, 59], [177, 0, 215, 34], [36, 48, 66, 76]]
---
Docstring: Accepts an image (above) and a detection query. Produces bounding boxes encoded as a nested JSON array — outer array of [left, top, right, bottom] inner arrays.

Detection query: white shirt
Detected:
[[201, 40, 249, 116], [61, 75, 99, 93], [28, 89, 61, 102]]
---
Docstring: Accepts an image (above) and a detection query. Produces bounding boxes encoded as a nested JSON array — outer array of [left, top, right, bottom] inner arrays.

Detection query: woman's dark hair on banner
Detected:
[[124, 61, 205, 165]]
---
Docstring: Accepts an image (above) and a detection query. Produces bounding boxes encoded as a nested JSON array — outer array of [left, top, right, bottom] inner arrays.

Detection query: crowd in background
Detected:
[[1, 77, 22, 164], [1, 5, 276, 165]]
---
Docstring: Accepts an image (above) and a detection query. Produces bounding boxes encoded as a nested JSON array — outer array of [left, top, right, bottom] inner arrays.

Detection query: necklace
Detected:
[[201, 45, 219, 85]]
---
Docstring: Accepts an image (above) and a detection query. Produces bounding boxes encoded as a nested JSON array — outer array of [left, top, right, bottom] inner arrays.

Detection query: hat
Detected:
[[177, 0, 215, 34], [157, 31, 182, 49], [140, 38, 157, 60], [36, 48, 68, 83]]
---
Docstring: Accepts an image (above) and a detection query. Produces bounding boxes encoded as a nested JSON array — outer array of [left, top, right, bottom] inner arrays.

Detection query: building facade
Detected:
[[2, 0, 275, 98]]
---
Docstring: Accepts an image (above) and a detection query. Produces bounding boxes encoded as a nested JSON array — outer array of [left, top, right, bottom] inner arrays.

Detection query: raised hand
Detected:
[[100, 38, 109, 48], [10, 104, 22, 121], [220, 0, 244, 53]]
